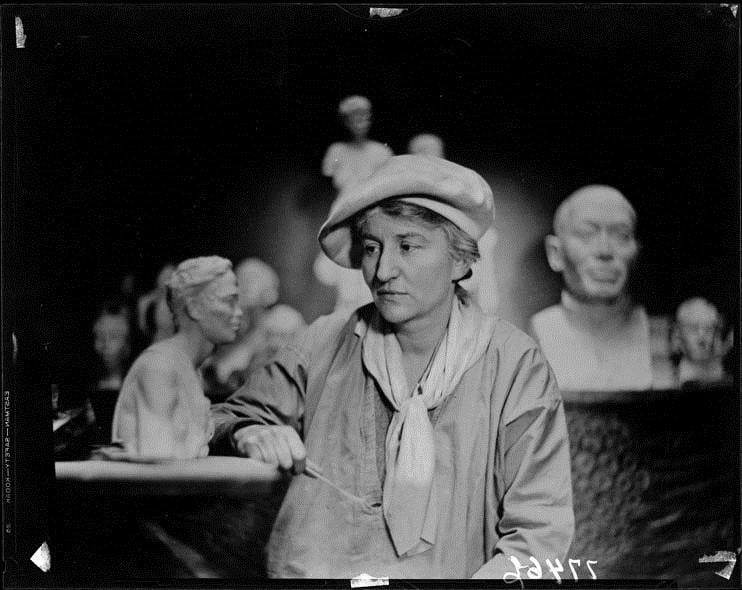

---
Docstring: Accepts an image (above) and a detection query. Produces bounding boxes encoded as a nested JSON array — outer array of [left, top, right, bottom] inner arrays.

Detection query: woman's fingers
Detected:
[[234, 424, 306, 472], [284, 427, 307, 474]]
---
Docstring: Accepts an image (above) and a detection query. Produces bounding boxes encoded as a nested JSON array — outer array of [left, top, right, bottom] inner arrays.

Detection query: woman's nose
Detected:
[[375, 248, 399, 282]]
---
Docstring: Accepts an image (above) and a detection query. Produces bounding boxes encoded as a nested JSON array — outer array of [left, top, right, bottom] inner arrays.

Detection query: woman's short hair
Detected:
[[353, 198, 480, 267]]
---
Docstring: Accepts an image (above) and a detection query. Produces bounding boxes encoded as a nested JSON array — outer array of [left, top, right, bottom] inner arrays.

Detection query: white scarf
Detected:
[[362, 296, 496, 557]]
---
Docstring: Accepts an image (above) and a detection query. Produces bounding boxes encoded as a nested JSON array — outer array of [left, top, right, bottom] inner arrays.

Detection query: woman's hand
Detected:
[[233, 424, 306, 473]]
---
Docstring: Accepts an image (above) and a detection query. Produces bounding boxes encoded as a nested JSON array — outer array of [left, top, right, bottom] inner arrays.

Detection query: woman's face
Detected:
[[359, 210, 466, 331], [93, 314, 131, 371]]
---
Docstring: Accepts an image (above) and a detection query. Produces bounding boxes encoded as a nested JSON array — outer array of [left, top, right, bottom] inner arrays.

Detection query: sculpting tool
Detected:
[[304, 459, 371, 507]]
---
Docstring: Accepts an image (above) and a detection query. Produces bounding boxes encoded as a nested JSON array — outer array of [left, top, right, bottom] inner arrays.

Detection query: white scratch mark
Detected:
[[721, 4, 738, 18], [15, 17, 26, 48], [350, 572, 390, 588], [369, 8, 406, 19], [698, 550, 737, 580], [12, 332, 18, 364], [30, 541, 50, 572]]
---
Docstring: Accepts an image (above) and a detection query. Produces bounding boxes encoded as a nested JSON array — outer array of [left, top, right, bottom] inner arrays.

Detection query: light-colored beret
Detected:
[[338, 95, 372, 116], [319, 155, 495, 268]]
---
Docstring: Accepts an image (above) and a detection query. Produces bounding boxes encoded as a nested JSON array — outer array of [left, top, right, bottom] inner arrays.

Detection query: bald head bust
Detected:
[[530, 186, 653, 391], [546, 185, 638, 305]]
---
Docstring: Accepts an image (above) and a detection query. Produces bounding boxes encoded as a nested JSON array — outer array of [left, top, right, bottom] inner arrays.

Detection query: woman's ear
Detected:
[[544, 235, 565, 273], [451, 259, 472, 283]]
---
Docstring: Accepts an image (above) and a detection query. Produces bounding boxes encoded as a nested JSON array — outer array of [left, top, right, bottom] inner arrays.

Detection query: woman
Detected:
[[211, 155, 573, 578]]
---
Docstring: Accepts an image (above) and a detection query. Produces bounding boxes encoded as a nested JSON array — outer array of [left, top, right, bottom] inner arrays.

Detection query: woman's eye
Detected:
[[400, 242, 417, 253], [363, 243, 379, 255]]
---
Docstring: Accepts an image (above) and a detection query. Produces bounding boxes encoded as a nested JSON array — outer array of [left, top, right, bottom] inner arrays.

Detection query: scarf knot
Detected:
[[362, 297, 496, 557]]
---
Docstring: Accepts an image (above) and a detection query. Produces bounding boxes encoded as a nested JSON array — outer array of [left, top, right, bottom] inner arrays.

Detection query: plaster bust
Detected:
[[673, 297, 732, 386], [112, 256, 242, 458], [529, 185, 652, 391]]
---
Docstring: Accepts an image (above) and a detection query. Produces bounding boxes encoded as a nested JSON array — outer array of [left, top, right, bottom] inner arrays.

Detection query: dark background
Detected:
[[2, 4, 739, 585], [5, 4, 740, 330]]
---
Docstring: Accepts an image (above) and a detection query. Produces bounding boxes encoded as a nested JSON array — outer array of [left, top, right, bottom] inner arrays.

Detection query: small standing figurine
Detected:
[[316, 96, 392, 315], [321, 95, 393, 192], [112, 256, 242, 458], [673, 297, 733, 387]]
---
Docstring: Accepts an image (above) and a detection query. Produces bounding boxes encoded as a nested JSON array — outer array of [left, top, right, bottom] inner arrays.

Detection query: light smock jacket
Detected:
[[210, 302, 574, 579]]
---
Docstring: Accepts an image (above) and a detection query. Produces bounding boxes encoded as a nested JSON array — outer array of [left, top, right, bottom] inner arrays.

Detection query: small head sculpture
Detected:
[[261, 304, 307, 350], [93, 301, 133, 373], [234, 258, 280, 311], [674, 297, 724, 364]]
